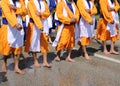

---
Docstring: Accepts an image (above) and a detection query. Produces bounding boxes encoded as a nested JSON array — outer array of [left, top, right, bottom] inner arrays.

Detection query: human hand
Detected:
[[85, 9, 91, 13], [108, 7, 114, 12], [9, 4, 17, 11], [70, 18, 76, 23], [36, 11, 41, 17], [16, 23, 22, 31], [89, 21, 93, 25], [110, 20, 114, 24]]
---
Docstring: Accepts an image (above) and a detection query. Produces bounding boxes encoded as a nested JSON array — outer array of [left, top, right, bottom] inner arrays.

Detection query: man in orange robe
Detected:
[[0, 0, 26, 74], [77, 0, 97, 60], [97, 0, 120, 55], [53, 0, 79, 62], [25, 0, 51, 68]]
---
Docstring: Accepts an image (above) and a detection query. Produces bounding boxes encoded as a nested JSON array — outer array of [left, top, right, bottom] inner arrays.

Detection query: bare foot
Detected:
[[54, 56, 60, 62], [34, 61, 41, 68], [14, 68, 25, 75], [2, 63, 7, 73], [43, 63, 52, 68], [84, 54, 92, 60], [65, 58, 75, 63], [103, 50, 110, 55], [110, 50, 119, 55]]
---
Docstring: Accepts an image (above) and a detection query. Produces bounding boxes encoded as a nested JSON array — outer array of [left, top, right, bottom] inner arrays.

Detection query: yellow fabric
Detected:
[[0, 25, 11, 55], [113, 0, 120, 12], [27, 0, 43, 29], [56, 25, 75, 51], [90, 2, 97, 15], [11, 47, 22, 55], [40, 1, 50, 20], [16, 0, 27, 16], [56, 1, 79, 51], [1, 0, 18, 28], [40, 33, 50, 53], [77, 0, 97, 23], [56, 1, 79, 24], [99, 0, 114, 23], [24, 22, 34, 52], [97, 0, 119, 42], [0, 0, 26, 55], [81, 37, 91, 46]]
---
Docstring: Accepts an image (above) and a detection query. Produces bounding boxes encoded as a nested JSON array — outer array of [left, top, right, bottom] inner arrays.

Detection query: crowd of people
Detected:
[[0, 0, 119, 74]]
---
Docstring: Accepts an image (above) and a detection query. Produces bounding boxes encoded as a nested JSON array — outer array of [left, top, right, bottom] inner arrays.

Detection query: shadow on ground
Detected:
[[0, 72, 8, 84]]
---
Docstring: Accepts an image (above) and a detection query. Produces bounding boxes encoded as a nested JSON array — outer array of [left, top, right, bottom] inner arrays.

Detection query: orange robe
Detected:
[[55, 1, 79, 51], [97, 0, 120, 42], [77, 0, 97, 46], [25, 0, 50, 53], [0, 0, 26, 55]]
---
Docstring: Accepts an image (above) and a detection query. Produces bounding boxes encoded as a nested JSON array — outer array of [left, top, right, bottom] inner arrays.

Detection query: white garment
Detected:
[[30, 25, 41, 51], [8, 0, 24, 48], [52, 1, 76, 47], [25, 0, 29, 27], [106, 0, 119, 37], [75, 0, 95, 38], [34, 0, 49, 35]]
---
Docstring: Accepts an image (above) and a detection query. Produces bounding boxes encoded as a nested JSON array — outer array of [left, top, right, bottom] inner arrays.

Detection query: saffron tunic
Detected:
[[97, 0, 120, 42], [55, 0, 79, 51], [0, 0, 26, 55], [76, 0, 97, 46], [25, 0, 50, 53]]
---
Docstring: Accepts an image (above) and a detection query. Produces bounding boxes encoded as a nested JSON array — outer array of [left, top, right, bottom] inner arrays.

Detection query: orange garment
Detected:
[[97, 0, 119, 42], [0, 0, 26, 55], [25, 0, 50, 53], [40, 33, 50, 53], [56, 1, 79, 51], [77, 0, 97, 24], [77, 0, 97, 46]]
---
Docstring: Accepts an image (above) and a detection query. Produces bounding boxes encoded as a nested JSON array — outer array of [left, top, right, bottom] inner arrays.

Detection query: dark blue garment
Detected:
[[38, 1, 41, 9], [49, 0, 56, 12], [100, 14, 104, 18], [0, 8, 2, 16], [2, 18, 8, 24], [86, 0, 91, 8], [66, 2, 74, 13], [22, 20, 26, 29], [13, 1, 16, 6], [49, 0, 57, 28], [29, 18, 34, 23], [55, 20, 62, 26]]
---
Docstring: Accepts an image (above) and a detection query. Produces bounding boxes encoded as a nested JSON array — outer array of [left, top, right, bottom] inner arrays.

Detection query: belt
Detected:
[[100, 14, 104, 18], [29, 18, 34, 23], [2, 18, 8, 24]]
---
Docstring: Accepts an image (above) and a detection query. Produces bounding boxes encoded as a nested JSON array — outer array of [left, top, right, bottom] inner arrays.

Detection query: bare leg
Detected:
[[48, 35, 53, 44], [55, 50, 61, 62], [65, 49, 75, 62], [32, 52, 40, 68], [103, 41, 110, 55], [110, 41, 119, 55], [83, 46, 92, 60], [2, 56, 8, 73], [14, 54, 25, 74], [42, 52, 51, 68]]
